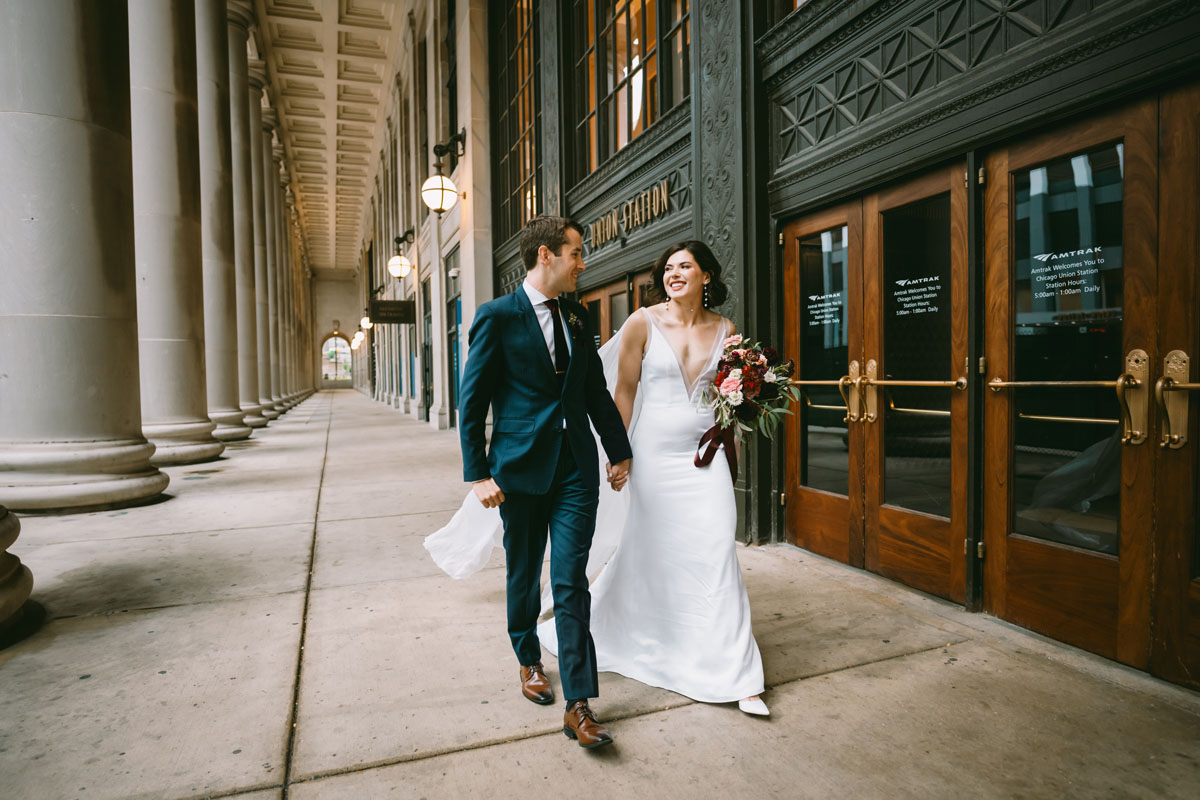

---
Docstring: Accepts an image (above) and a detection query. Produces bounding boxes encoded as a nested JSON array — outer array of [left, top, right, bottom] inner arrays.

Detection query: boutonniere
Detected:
[[567, 311, 584, 338]]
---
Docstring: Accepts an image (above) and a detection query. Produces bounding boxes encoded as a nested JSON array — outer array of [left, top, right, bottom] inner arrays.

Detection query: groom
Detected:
[[458, 216, 632, 749]]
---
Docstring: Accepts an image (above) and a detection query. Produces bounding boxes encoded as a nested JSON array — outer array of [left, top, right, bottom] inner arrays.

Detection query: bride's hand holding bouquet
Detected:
[[711, 335, 799, 439], [696, 335, 799, 480]]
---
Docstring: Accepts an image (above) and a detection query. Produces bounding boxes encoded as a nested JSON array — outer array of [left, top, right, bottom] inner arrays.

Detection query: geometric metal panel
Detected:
[[774, 0, 1117, 164]]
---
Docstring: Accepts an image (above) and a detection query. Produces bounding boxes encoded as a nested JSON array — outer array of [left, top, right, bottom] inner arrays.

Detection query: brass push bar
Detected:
[[1017, 413, 1119, 426], [865, 377, 967, 390], [988, 379, 1123, 390], [857, 360, 965, 423], [987, 349, 1150, 445]]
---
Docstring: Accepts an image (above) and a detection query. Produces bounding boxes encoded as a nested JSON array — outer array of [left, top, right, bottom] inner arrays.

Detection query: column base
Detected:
[[241, 403, 268, 428], [0, 439, 170, 512], [212, 424, 253, 441], [260, 399, 280, 419], [209, 407, 252, 441], [0, 506, 42, 650], [145, 420, 225, 466]]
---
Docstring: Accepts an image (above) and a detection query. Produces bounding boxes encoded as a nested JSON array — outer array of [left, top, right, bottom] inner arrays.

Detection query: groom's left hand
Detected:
[[606, 459, 631, 492]]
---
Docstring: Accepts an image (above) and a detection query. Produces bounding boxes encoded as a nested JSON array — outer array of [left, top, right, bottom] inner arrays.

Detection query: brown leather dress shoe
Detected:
[[520, 662, 554, 705], [562, 700, 613, 749]]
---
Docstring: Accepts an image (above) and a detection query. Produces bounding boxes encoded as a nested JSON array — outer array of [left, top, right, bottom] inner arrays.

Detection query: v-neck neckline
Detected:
[[645, 307, 727, 398]]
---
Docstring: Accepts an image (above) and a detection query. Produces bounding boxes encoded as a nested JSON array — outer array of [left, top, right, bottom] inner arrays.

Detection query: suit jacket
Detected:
[[458, 287, 632, 495]]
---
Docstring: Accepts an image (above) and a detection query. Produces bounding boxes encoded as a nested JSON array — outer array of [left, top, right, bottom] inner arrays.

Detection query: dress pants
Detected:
[[499, 433, 600, 702]]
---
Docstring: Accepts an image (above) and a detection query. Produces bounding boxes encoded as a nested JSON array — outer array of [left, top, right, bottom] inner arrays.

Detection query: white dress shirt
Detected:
[[522, 279, 573, 364]]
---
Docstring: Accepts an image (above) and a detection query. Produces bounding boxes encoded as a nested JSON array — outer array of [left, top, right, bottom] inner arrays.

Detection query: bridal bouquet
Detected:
[[695, 335, 798, 482], [710, 335, 799, 439]]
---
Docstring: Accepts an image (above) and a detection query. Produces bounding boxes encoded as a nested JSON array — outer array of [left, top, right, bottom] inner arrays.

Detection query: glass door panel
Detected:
[[880, 194, 954, 518], [797, 226, 851, 497], [1010, 144, 1125, 555]]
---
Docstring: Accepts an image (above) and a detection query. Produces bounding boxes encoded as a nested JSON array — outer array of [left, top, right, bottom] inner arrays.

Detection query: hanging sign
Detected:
[[369, 299, 415, 324]]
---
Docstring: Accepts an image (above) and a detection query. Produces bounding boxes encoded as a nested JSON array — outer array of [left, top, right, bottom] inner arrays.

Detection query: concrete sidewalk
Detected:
[[1, 389, 1198, 799]]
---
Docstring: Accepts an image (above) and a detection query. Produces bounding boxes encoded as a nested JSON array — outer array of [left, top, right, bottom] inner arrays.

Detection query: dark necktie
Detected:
[[543, 298, 570, 382]]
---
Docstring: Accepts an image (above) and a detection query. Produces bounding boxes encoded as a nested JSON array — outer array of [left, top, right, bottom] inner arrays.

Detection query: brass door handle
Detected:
[[789, 360, 862, 423], [1156, 350, 1194, 449], [987, 349, 1150, 445]]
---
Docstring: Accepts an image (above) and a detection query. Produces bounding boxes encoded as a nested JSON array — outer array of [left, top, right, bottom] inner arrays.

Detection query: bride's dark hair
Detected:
[[647, 240, 730, 308]]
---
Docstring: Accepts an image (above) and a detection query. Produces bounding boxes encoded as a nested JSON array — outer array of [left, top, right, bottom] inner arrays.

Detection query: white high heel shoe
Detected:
[[738, 696, 769, 716]]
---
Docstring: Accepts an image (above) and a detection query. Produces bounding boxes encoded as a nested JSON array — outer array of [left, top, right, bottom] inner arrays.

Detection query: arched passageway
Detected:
[[320, 335, 352, 388]]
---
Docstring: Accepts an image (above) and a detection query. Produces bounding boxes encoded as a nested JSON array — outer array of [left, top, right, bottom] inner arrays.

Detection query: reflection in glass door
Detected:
[[1009, 144, 1126, 555]]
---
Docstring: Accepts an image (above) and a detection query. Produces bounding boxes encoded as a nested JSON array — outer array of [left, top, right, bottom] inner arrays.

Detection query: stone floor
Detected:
[[2, 390, 1199, 800]]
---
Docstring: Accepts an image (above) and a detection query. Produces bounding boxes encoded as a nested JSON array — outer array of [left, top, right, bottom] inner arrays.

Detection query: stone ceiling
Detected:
[[252, 0, 407, 272]]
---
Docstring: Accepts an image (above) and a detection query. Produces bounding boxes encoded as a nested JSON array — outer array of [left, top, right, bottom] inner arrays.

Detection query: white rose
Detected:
[[729, 369, 742, 381], [763, 371, 778, 384], [727, 390, 744, 407]]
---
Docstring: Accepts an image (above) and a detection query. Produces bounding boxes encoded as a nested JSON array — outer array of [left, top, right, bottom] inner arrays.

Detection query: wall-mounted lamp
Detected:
[[387, 228, 415, 278], [360, 312, 373, 330], [432, 128, 466, 160], [421, 170, 458, 215], [422, 128, 467, 215]]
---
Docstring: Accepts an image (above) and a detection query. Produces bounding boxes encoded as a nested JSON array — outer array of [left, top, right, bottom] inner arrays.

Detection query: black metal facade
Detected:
[[489, 0, 1200, 543]]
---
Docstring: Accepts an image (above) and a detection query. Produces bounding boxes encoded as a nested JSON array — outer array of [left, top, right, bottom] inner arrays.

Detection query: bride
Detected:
[[426, 240, 768, 716]]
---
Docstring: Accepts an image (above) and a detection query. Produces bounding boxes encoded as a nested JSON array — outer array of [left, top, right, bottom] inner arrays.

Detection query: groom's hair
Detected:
[[520, 216, 585, 270]]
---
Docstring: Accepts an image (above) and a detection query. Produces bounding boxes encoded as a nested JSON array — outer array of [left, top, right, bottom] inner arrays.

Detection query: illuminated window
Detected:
[[490, 0, 541, 246], [572, 1, 689, 180]]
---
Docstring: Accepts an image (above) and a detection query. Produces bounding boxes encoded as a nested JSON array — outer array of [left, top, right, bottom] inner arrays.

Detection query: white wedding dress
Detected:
[[425, 307, 764, 704]]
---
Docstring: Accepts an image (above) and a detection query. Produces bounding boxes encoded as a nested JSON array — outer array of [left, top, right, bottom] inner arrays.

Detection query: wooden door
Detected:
[[783, 202, 865, 565], [580, 278, 634, 347], [982, 100, 1159, 665], [861, 165, 971, 603], [1152, 83, 1200, 688]]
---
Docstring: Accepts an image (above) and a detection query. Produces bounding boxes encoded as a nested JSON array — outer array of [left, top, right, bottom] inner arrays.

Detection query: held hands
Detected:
[[606, 459, 631, 492], [472, 477, 505, 508]]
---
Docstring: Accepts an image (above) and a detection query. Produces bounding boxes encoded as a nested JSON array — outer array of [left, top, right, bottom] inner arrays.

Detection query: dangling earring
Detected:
[[703, 283, 710, 309]]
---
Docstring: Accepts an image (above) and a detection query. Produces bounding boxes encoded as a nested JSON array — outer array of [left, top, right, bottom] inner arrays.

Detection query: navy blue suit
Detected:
[[459, 287, 631, 702]]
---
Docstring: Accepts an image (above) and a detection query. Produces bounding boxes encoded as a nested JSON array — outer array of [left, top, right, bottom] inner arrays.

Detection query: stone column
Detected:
[[130, 0, 225, 466], [195, 0, 250, 441], [0, 506, 43, 649], [0, 0, 170, 511], [247, 59, 278, 420], [261, 114, 283, 413], [227, 2, 266, 427], [276, 162, 296, 405]]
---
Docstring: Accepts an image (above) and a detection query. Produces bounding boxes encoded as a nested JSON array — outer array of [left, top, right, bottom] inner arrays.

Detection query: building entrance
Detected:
[[578, 270, 654, 347], [783, 87, 1200, 688], [783, 165, 971, 603]]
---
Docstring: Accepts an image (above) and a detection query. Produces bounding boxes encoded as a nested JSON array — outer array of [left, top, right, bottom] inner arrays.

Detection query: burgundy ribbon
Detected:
[[695, 424, 738, 483]]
